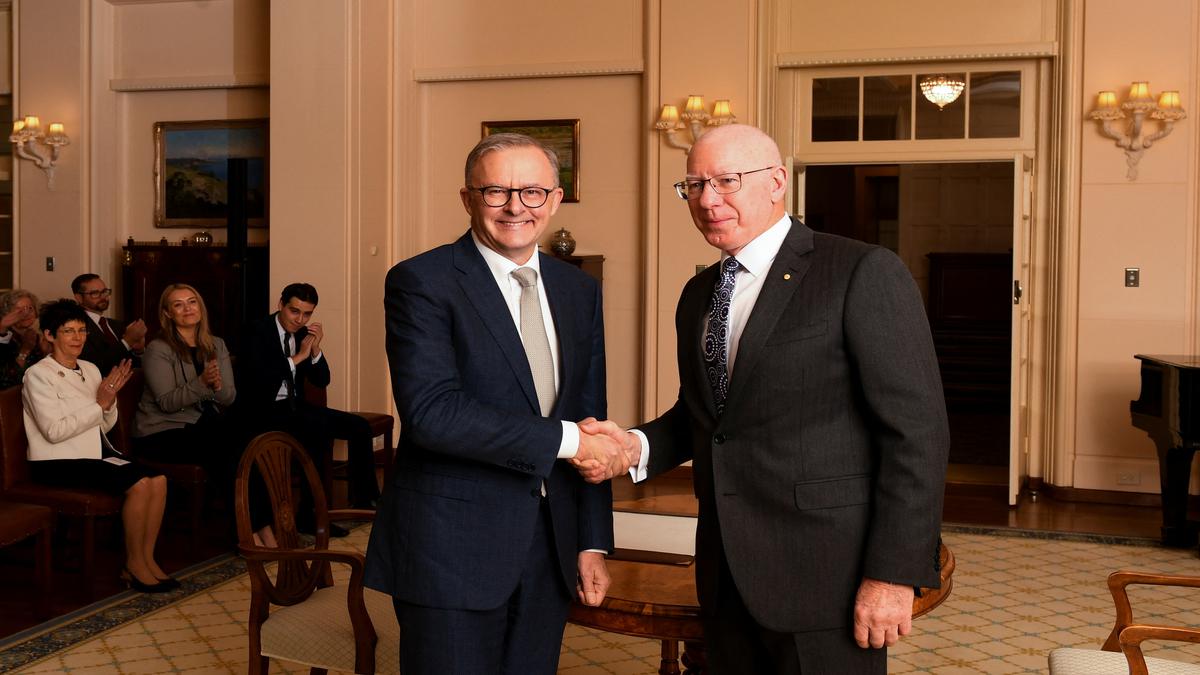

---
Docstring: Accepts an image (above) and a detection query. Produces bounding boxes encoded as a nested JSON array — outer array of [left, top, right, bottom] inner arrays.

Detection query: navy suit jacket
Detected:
[[639, 219, 949, 638], [365, 232, 613, 611], [237, 313, 331, 417]]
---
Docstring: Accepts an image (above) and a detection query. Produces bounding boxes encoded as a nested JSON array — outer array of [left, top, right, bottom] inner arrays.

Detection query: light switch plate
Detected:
[[45, 257, 54, 272], [1124, 267, 1139, 287]]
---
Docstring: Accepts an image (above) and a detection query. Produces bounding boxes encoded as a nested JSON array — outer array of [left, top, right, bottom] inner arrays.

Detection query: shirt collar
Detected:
[[720, 214, 792, 277], [84, 309, 104, 325], [275, 315, 290, 340], [472, 231, 542, 287]]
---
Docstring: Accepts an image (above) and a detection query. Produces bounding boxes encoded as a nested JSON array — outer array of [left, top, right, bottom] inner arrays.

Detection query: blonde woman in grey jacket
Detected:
[[133, 284, 273, 546]]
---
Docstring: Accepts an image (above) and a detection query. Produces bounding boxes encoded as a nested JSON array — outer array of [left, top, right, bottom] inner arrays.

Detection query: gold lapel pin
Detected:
[[783, 273, 792, 280], [57, 371, 65, 377]]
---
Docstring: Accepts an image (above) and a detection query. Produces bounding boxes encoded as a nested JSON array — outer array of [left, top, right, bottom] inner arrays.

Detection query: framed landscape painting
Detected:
[[481, 119, 580, 202], [154, 119, 269, 228]]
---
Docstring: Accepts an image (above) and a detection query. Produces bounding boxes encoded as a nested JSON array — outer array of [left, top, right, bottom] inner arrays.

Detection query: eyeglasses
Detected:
[[57, 327, 88, 337], [673, 167, 777, 200], [467, 186, 556, 209], [81, 288, 112, 298]]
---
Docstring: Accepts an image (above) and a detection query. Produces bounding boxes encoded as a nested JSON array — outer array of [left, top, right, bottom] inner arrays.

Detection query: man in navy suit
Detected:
[[239, 283, 381, 517], [585, 125, 949, 674], [365, 133, 633, 674], [72, 273, 146, 374]]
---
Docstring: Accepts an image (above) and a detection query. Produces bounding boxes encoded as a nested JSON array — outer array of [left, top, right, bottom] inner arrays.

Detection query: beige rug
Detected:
[[6, 525, 1200, 674]]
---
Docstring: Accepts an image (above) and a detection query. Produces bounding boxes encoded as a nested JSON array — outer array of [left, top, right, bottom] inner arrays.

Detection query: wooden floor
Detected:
[[0, 465, 1181, 642]]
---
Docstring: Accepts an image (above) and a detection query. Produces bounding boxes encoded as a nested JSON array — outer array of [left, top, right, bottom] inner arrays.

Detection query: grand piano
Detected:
[[1130, 354, 1200, 548]]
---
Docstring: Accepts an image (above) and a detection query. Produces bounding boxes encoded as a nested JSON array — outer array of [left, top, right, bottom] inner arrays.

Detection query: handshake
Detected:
[[569, 418, 640, 484]]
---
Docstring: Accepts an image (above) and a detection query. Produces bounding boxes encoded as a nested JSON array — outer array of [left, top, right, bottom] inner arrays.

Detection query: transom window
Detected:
[[811, 70, 1021, 142]]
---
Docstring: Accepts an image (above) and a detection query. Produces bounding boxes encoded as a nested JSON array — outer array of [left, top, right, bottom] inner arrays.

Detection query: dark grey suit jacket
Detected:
[[639, 218, 949, 636]]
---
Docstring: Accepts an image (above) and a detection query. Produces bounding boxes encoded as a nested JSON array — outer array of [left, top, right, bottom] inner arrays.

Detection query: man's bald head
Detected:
[[683, 124, 789, 256], [689, 124, 784, 171]]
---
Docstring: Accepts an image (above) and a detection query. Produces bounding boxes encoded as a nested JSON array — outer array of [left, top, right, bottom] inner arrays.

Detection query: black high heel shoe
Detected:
[[121, 569, 174, 594], [154, 576, 182, 590]]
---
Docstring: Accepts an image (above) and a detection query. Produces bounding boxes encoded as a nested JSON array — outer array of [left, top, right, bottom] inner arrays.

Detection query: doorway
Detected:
[[803, 161, 1015, 487]]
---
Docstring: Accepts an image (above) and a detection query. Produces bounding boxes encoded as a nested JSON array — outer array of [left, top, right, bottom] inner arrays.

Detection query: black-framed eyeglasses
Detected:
[[467, 185, 557, 209], [81, 288, 113, 298], [673, 167, 777, 200]]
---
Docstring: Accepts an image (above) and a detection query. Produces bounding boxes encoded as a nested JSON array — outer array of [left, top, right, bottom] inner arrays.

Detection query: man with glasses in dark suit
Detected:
[[72, 273, 147, 374]]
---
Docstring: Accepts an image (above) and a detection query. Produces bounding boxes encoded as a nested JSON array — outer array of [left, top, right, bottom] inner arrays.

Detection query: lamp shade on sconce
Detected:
[[1158, 91, 1181, 110], [22, 115, 40, 131], [1097, 91, 1118, 109], [711, 99, 733, 123], [657, 105, 680, 128], [1128, 81, 1152, 101], [684, 95, 705, 116]]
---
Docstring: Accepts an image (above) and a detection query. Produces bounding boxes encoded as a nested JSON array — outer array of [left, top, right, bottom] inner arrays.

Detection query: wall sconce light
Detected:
[[654, 95, 736, 153], [919, 75, 965, 110], [10, 115, 70, 189], [1089, 82, 1186, 180]]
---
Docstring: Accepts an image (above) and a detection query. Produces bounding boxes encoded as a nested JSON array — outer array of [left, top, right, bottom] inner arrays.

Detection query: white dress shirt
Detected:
[[85, 309, 133, 353], [275, 316, 325, 401], [472, 233, 580, 459], [630, 214, 793, 481]]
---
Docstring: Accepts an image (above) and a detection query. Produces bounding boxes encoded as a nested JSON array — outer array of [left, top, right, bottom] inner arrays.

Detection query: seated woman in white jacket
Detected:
[[23, 299, 175, 593]]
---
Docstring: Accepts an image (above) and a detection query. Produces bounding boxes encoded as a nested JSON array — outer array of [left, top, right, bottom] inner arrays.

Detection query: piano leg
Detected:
[[1156, 445, 1198, 548]]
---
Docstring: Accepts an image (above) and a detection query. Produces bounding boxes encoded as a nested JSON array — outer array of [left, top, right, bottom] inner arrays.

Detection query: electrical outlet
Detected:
[[1125, 267, 1139, 287], [1116, 470, 1140, 485]]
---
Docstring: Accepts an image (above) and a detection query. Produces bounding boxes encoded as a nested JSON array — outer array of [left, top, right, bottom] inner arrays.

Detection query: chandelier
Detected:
[[919, 75, 965, 110]]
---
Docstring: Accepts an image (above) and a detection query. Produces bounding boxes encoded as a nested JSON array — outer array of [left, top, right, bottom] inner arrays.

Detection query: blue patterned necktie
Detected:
[[704, 256, 741, 415]]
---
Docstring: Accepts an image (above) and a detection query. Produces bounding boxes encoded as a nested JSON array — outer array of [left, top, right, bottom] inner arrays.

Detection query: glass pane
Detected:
[[863, 75, 911, 141], [915, 72, 966, 140], [812, 77, 858, 142], [969, 71, 1021, 138]]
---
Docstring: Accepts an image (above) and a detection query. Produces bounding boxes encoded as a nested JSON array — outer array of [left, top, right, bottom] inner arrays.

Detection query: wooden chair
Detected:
[[0, 499, 54, 618], [235, 431, 398, 674], [113, 369, 207, 546], [1048, 570, 1200, 675], [0, 385, 122, 580]]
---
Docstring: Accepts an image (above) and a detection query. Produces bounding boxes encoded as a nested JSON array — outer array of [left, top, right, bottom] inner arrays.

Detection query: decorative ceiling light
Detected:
[[919, 75, 966, 110]]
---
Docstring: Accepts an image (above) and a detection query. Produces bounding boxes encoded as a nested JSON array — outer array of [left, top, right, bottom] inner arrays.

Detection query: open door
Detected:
[[1009, 154, 1035, 505]]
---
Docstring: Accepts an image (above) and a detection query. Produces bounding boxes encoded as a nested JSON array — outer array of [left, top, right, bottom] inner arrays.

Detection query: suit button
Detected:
[[713, 433, 725, 445]]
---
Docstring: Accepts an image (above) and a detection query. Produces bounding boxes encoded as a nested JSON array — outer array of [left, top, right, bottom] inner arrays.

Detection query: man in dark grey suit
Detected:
[[364, 133, 633, 674], [586, 124, 949, 674], [72, 273, 146, 374]]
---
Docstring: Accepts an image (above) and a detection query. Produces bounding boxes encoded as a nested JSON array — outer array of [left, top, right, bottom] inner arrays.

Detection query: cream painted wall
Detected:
[[113, 0, 267, 82], [15, 0, 86, 305], [1073, 0, 1199, 493], [270, 0, 393, 412], [777, 0, 1056, 55], [420, 75, 643, 427]]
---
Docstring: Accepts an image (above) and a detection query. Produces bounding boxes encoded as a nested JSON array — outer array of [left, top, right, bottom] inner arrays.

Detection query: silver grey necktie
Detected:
[[511, 267, 556, 416]]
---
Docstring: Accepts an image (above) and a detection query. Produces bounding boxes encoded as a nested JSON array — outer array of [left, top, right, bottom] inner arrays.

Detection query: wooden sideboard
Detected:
[[121, 242, 269, 355]]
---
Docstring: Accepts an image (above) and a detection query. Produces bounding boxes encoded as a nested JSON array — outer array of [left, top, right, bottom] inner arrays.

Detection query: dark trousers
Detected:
[[703, 548, 885, 675], [255, 399, 381, 508], [135, 420, 272, 530], [393, 499, 570, 675]]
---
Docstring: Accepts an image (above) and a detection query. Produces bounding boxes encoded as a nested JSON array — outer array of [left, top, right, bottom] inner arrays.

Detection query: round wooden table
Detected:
[[568, 543, 955, 675]]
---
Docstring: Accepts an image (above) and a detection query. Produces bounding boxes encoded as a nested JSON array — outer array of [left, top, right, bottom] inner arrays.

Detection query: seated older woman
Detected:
[[0, 289, 45, 389], [133, 283, 274, 546], [23, 299, 175, 593]]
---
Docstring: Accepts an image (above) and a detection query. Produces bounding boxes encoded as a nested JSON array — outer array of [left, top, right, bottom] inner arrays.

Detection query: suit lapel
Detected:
[[684, 264, 721, 418], [452, 235, 542, 414], [723, 219, 814, 412], [539, 254, 573, 417]]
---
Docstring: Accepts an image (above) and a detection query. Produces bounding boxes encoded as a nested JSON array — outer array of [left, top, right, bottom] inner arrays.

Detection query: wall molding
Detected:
[[109, 73, 269, 92], [777, 41, 1057, 68], [413, 59, 643, 83]]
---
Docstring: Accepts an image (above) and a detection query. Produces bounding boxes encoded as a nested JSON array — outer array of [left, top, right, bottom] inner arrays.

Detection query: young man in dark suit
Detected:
[[585, 124, 950, 674], [239, 283, 381, 520], [72, 273, 146, 374], [364, 134, 633, 674]]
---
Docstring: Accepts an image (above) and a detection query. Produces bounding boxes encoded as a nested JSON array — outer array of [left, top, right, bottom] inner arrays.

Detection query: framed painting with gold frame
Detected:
[[153, 118, 269, 228]]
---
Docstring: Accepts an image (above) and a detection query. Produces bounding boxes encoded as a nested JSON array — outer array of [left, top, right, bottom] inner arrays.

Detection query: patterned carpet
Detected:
[[2, 524, 1199, 674]]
